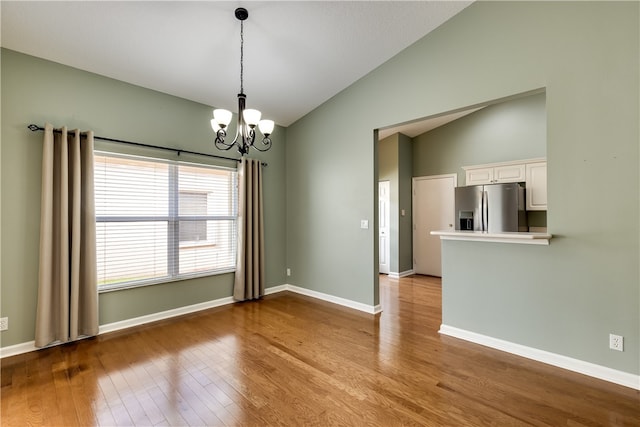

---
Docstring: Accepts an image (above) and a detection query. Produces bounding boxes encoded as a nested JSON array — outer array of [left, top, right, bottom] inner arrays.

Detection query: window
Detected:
[[94, 152, 237, 291], [178, 192, 208, 243]]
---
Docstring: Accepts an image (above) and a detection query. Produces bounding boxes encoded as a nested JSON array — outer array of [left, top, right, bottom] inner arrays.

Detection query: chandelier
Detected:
[[211, 7, 274, 155]]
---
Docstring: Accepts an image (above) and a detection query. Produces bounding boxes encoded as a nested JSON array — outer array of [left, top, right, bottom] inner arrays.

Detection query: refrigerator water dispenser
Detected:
[[459, 211, 474, 231]]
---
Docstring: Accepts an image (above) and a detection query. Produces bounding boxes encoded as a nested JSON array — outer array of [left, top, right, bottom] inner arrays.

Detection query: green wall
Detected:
[[0, 49, 286, 347], [397, 133, 413, 273], [413, 91, 546, 183], [286, 1, 639, 375]]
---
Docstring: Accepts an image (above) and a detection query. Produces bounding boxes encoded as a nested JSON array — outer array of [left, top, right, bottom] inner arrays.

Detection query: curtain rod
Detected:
[[27, 124, 267, 166]]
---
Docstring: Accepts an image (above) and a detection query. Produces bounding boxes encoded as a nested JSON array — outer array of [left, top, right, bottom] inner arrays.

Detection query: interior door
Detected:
[[413, 175, 456, 277], [378, 181, 390, 274]]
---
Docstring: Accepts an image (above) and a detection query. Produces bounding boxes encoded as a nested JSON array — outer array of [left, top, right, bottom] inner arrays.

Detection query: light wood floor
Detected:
[[2, 275, 639, 426]]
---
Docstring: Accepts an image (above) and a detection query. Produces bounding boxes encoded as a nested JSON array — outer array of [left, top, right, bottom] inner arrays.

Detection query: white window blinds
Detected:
[[94, 152, 238, 291]]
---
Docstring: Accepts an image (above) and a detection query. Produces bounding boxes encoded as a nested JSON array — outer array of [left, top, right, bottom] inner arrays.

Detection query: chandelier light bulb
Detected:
[[258, 120, 275, 136], [213, 109, 233, 128], [243, 109, 262, 127]]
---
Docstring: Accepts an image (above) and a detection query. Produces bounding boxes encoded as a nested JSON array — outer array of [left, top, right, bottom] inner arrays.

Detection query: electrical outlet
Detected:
[[286, 268, 291, 277], [0, 317, 8, 331], [609, 334, 623, 351]]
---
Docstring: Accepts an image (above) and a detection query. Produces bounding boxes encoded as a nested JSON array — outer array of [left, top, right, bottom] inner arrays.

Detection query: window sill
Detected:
[[98, 267, 236, 293]]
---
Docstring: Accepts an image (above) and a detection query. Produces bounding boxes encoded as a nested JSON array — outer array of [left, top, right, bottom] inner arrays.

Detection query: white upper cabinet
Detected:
[[465, 167, 494, 185], [526, 161, 547, 210], [463, 158, 547, 211], [464, 161, 527, 185], [494, 163, 526, 183]]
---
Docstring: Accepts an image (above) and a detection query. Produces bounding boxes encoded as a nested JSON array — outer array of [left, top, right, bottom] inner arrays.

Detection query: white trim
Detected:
[[439, 324, 640, 391], [388, 269, 415, 279], [431, 230, 552, 245], [98, 296, 235, 335], [285, 284, 382, 315], [412, 173, 458, 184], [0, 341, 38, 358], [264, 285, 288, 295], [1, 284, 381, 359], [0, 296, 236, 359]]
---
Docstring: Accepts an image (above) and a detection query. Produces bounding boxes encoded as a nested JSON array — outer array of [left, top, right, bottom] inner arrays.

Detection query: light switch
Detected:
[[401, 209, 406, 216], [360, 219, 369, 229]]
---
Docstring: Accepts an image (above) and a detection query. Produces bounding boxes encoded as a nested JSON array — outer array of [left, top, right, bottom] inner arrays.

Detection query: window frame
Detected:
[[94, 151, 238, 293]]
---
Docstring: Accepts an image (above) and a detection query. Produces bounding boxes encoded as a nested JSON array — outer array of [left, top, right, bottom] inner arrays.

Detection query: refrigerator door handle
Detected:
[[483, 190, 489, 231]]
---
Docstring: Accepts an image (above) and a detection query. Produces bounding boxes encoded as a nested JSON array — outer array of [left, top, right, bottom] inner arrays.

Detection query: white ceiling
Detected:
[[1, 1, 472, 128], [377, 106, 483, 140]]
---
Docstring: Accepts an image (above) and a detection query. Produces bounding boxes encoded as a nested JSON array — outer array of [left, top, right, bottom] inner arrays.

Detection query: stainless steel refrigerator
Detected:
[[455, 183, 527, 233]]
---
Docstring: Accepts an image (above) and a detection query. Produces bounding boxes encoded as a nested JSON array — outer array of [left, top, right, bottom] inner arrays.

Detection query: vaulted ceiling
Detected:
[[1, 1, 472, 127]]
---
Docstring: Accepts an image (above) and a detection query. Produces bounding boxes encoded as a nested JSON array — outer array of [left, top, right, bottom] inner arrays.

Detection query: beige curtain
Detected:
[[35, 124, 98, 348], [233, 157, 265, 301]]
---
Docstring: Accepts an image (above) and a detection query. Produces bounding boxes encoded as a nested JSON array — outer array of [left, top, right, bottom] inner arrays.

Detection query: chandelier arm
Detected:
[[247, 128, 256, 146], [214, 140, 235, 151], [214, 129, 236, 151], [251, 136, 272, 152], [214, 141, 235, 150]]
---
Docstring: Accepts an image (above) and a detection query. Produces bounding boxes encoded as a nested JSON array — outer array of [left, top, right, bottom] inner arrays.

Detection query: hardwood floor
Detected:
[[2, 275, 639, 426]]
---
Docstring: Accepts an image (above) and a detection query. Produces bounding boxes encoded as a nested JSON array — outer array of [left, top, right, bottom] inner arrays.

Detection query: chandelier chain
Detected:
[[240, 19, 244, 94]]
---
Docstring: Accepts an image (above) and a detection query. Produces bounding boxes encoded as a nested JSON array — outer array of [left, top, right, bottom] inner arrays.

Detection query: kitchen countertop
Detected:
[[430, 230, 552, 245]]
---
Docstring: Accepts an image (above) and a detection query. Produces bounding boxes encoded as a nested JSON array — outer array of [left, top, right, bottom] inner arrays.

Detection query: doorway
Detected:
[[412, 174, 456, 276]]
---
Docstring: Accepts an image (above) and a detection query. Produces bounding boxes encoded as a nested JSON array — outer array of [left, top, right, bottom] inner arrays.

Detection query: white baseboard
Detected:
[[264, 284, 288, 295], [0, 341, 38, 358], [388, 269, 415, 279], [439, 324, 640, 391], [98, 296, 235, 335], [0, 295, 238, 359], [285, 284, 382, 314], [1, 284, 381, 359]]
